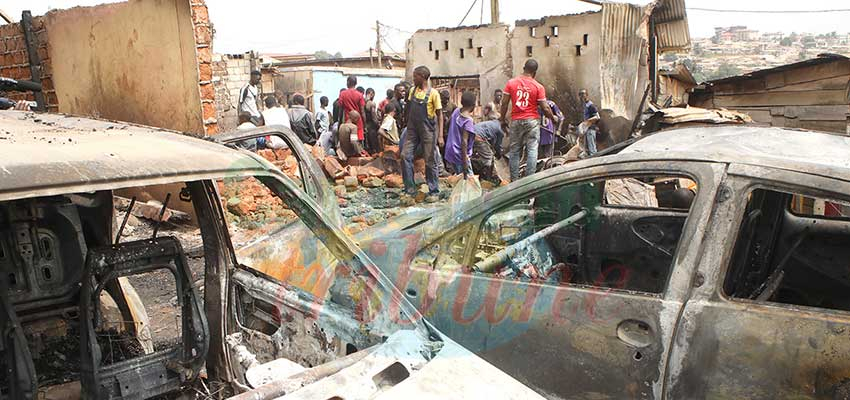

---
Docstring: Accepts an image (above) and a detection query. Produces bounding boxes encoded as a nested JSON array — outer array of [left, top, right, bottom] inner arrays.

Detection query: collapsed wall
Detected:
[[0, 0, 217, 135]]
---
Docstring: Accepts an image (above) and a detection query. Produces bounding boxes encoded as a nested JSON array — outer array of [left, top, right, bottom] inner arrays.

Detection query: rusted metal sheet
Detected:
[[600, 2, 647, 120], [652, 0, 690, 52]]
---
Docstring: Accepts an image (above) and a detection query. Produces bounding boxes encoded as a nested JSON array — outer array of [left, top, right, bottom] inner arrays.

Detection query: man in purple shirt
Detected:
[[538, 99, 564, 159], [444, 91, 477, 178]]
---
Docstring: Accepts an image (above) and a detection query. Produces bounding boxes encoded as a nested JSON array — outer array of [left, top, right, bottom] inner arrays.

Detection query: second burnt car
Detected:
[[0, 111, 541, 400], [354, 126, 850, 399]]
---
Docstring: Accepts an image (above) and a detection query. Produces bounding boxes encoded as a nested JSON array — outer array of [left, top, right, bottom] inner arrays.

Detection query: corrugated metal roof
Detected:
[[704, 53, 849, 85], [600, 2, 648, 119], [652, 0, 690, 52]]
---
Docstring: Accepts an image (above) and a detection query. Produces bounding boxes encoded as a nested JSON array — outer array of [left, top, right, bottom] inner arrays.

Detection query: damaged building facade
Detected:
[[405, 0, 690, 143], [0, 0, 217, 135]]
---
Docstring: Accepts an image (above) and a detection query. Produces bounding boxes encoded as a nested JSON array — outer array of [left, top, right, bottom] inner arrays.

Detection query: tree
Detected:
[[708, 62, 742, 80], [780, 37, 793, 47], [314, 50, 342, 60]]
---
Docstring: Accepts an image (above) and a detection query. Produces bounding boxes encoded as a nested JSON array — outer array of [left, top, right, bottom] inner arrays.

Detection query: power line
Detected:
[[378, 22, 412, 35], [688, 7, 850, 14], [457, 0, 478, 26]]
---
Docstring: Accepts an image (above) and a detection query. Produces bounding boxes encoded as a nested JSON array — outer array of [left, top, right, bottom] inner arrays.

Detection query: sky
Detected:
[[7, 0, 850, 56]]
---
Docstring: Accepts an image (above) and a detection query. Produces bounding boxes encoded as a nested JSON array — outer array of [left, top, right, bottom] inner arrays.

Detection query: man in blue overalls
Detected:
[[401, 65, 444, 203]]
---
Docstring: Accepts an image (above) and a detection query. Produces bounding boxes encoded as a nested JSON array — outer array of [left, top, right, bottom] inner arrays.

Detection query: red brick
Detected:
[[45, 92, 58, 106], [196, 46, 212, 63], [191, 5, 209, 24], [31, 17, 44, 32], [11, 51, 26, 65], [199, 82, 214, 100], [5, 38, 16, 52], [202, 102, 215, 119], [198, 62, 212, 81], [204, 123, 218, 136], [194, 25, 211, 45], [37, 47, 48, 61]]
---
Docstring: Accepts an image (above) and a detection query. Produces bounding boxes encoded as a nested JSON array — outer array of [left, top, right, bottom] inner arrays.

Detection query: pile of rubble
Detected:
[[249, 144, 491, 234]]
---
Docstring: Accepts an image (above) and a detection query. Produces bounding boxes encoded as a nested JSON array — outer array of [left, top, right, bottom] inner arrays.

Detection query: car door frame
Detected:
[[398, 158, 725, 399], [213, 125, 343, 227], [666, 163, 850, 399]]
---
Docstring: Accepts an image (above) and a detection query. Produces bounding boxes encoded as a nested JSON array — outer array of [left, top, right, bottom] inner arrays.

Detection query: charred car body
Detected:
[[0, 111, 540, 399], [351, 127, 850, 399]]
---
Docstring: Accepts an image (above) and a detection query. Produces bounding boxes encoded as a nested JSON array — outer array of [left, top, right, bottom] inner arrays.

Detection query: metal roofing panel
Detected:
[[653, 0, 690, 52], [600, 2, 647, 119]]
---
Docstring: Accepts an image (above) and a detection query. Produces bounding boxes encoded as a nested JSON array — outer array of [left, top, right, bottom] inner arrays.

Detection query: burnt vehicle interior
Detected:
[[1, 174, 431, 399], [0, 186, 207, 400], [468, 176, 697, 293], [725, 189, 850, 312]]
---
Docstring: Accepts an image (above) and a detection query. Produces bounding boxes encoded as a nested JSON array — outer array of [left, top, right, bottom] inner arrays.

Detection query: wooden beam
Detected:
[[20, 11, 46, 111], [0, 9, 13, 24]]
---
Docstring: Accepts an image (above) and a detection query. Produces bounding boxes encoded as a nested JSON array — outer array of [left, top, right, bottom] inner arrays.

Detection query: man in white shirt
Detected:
[[261, 96, 289, 149], [238, 70, 262, 124]]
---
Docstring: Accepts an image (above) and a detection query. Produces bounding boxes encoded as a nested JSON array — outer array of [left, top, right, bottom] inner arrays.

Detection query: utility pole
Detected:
[[490, 0, 499, 24], [375, 20, 383, 69]]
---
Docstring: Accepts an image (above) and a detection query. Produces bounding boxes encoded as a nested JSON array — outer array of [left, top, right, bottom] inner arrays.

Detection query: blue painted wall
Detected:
[[311, 70, 401, 113]]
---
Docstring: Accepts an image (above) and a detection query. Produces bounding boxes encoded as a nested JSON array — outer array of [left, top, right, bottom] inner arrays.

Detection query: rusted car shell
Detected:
[[353, 126, 850, 399]]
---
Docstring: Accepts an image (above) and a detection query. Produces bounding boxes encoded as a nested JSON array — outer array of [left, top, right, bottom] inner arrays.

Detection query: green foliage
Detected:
[[780, 37, 793, 47], [314, 50, 342, 60]]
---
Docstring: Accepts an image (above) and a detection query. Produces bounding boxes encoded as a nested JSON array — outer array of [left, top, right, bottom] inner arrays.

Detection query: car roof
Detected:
[[0, 111, 271, 201], [621, 125, 850, 173]]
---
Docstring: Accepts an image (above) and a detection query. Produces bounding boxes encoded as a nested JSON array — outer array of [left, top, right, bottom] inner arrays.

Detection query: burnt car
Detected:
[[0, 111, 541, 399], [354, 126, 850, 399]]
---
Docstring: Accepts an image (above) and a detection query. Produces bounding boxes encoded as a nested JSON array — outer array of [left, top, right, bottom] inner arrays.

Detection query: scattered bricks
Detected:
[[414, 184, 429, 203], [362, 177, 385, 188], [343, 176, 359, 190], [257, 149, 275, 162], [383, 145, 400, 159], [344, 157, 374, 167], [346, 165, 359, 179], [481, 180, 496, 190], [334, 178, 345, 186], [274, 148, 292, 160], [359, 165, 385, 178], [445, 174, 463, 188], [333, 185, 347, 197], [323, 157, 345, 178], [227, 195, 256, 216], [384, 174, 403, 188], [400, 195, 416, 207], [310, 143, 325, 163], [351, 216, 367, 223], [337, 197, 349, 208]]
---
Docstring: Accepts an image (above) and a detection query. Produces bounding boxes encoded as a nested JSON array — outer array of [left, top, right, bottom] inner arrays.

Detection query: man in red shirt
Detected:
[[499, 59, 555, 181], [338, 75, 367, 156]]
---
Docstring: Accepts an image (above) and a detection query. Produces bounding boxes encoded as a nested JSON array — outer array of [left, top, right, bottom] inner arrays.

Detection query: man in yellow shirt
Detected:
[[401, 65, 443, 202]]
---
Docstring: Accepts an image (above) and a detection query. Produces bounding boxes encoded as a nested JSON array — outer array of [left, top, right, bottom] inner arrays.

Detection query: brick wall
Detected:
[[190, 1, 217, 135], [212, 52, 258, 132], [0, 15, 56, 111]]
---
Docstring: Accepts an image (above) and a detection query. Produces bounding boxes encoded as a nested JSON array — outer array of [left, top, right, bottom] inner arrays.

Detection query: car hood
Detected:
[[279, 330, 543, 399]]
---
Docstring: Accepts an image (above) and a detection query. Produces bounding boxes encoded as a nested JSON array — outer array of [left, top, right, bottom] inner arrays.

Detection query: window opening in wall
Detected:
[[428, 41, 433, 51], [444, 40, 449, 50], [575, 45, 582, 56], [435, 50, 440, 60], [552, 26, 559, 37], [468, 38, 473, 48], [583, 34, 589, 45], [530, 27, 537, 37], [477, 47, 483, 58], [544, 36, 551, 47], [526, 46, 533, 57], [459, 48, 465, 59]]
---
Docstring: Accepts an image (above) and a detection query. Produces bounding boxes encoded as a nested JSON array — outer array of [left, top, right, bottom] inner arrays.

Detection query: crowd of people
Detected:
[[236, 58, 602, 203]]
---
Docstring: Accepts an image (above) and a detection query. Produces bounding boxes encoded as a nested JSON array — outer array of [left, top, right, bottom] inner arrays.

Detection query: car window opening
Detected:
[[436, 175, 697, 295], [725, 189, 850, 312]]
